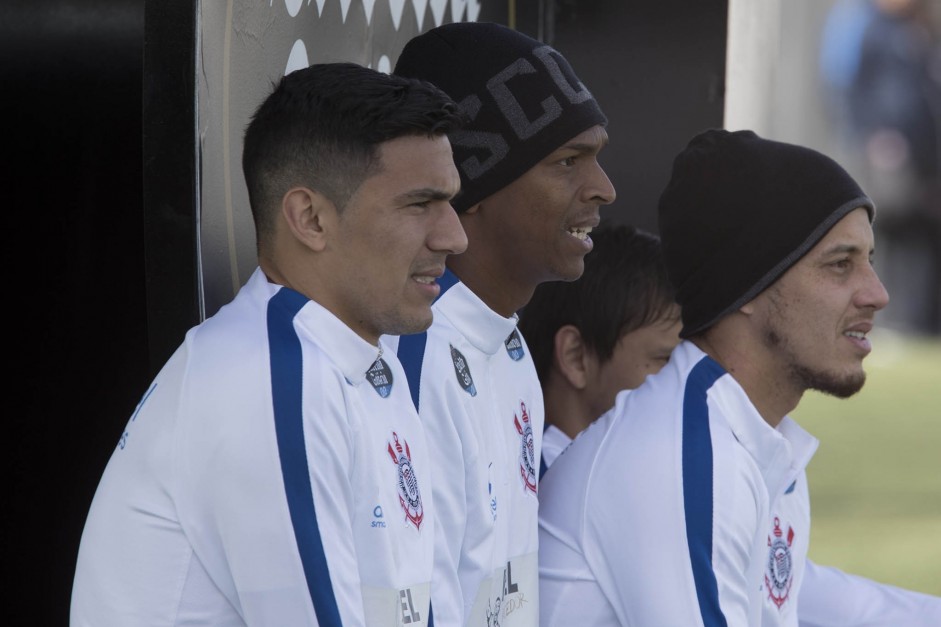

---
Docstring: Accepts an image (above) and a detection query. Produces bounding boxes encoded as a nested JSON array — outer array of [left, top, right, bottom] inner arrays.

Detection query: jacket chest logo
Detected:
[[387, 432, 424, 530], [765, 516, 795, 609], [513, 401, 537, 495]]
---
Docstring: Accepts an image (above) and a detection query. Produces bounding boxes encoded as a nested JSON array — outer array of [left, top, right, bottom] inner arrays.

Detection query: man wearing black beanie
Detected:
[[539, 129, 940, 625], [392, 21, 616, 627]]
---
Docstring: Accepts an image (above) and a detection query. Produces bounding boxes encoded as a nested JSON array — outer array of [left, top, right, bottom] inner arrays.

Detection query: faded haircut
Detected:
[[242, 62, 465, 240]]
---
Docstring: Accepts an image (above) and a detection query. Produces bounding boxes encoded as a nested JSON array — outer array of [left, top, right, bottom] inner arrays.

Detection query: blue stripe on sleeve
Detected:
[[682, 356, 728, 627], [397, 268, 460, 411], [397, 331, 427, 411], [268, 288, 342, 627]]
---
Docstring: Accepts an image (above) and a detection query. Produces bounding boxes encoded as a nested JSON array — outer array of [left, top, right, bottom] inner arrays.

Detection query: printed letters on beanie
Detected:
[[394, 22, 607, 212]]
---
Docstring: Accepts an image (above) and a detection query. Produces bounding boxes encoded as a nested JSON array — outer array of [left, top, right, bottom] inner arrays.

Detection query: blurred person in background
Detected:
[[821, 0, 941, 336]]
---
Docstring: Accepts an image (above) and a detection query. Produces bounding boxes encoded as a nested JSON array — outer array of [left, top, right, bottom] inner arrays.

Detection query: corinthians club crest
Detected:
[[513, 401, 537, 495], [765, 516, 795, 609], [387, 432, 424, 530]]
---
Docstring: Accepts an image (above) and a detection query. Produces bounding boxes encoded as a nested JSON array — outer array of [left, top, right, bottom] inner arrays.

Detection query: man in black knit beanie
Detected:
[[539, 128, 940, 626], [393, 22, 617, 627]]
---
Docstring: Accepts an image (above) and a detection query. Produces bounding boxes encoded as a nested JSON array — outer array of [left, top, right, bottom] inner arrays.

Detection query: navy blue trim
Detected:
[[539, 453, 549, 481], [398, 331, 427, 411], [268, 288, 342, 626], [436, 267, 460, 294], [682, 356, 728, 627], [427, 601, 434, 627], [397, 268, 460, 411]]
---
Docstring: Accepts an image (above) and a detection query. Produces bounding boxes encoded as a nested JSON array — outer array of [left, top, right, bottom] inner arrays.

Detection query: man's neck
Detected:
[[544, 385, 596, 441], [691, 335, 799, 428], [447, 257, 534, 318]]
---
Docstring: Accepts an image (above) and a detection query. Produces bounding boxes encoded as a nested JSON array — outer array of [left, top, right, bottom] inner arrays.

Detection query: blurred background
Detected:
[[795, 331, 941, 596], [4, 0, 939, 622]]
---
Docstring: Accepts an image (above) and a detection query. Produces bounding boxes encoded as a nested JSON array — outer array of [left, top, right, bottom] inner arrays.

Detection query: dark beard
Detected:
[[765, 326, 867, 398], [789, 361, 866, 398], [764, 286, 866, 398]]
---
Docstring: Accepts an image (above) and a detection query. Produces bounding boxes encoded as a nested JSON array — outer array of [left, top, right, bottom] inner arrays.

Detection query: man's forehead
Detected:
[[799, 207, 875, 262], [554, 125, 609, 152]]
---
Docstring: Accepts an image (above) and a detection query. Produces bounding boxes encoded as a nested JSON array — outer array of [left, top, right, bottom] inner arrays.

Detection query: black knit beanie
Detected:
[[394, 22, 607, 212], [658, 129, 875, 338]]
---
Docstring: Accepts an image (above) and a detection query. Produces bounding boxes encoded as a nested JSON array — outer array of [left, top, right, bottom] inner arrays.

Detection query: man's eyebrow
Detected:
[[555, 136, 609, 154], [819, 243, 874, 257], [551, 135, 609, 155], [392, 188, 455, 204]]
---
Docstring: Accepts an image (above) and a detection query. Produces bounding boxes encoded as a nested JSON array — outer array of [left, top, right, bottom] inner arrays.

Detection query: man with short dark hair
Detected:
[[517, 224, 680, 475], [71, 62, 467, 626]]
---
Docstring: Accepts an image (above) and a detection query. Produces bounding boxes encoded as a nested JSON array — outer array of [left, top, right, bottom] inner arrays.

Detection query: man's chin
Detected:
[[805, 368, 867, 399], [391, 313, 434, 337]]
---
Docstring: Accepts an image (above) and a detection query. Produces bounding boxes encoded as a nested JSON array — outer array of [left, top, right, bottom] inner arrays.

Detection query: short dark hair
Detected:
[[518, 224, 678, 386], [242, 62, 465, 239]]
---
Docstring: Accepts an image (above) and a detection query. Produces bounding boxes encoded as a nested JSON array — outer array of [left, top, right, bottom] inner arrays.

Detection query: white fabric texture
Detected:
[[71, 268, 434, 626], [538, 340, 941, 625], [541, 424, 571, 470], [539, 340, 817, 626], [396, 272, 544, 627]]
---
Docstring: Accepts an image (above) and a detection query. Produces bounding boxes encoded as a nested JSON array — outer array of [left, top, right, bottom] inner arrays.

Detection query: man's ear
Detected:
[[739, 295, 759, 316], [554, 325, 590, 390], [281, 187, 335, 252], [461, 202, 480, 215]]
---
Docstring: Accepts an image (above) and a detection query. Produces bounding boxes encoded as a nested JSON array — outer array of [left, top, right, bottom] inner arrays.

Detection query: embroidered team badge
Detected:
[[450, 344, 477, 396], [504, 329, 525, 361], [367, 357, 393, 398], [513, 401, 537, 495], [387, 432, 424, 530], [765, 516, 795, 609]]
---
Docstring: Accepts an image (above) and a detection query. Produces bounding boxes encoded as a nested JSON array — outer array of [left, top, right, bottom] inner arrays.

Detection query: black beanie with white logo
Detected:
[[394, 22, 607, 212], [658, 129, 875, 339]]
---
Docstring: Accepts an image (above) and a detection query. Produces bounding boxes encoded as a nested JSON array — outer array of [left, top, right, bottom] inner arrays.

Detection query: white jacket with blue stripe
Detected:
[[71, 267, 433, 626]]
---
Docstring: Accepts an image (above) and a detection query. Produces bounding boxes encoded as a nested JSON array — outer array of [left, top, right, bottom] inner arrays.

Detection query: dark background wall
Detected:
[[551, 1, 727, 232], [3, 1, 149, 624], [4, 1, 725, 622]]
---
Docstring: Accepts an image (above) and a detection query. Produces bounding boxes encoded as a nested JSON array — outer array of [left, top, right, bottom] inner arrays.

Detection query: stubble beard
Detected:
[[788, 360, 866, 399], [764, 328, 867, 400], [376, 306, 434, 338]]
